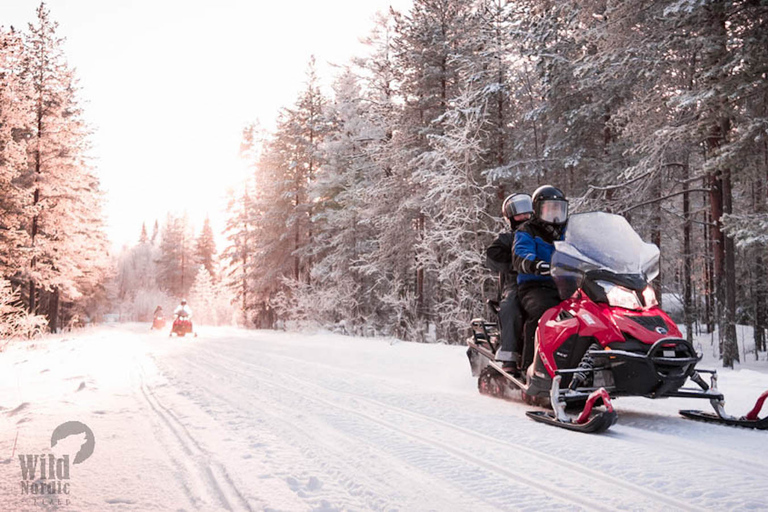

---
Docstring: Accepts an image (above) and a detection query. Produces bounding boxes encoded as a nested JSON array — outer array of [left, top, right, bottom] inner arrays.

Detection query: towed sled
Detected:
[[467, 212, 767, 434]]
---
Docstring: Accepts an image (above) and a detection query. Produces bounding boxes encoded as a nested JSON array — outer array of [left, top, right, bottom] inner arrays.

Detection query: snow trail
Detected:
[[0, 324, 766, 511]]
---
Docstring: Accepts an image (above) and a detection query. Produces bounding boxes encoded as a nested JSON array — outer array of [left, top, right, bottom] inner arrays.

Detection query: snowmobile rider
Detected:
[[485, 193, 533, 373], [154, 305, 163, 317], [513, 185, 568, 370], [174, 299, 192, 319]]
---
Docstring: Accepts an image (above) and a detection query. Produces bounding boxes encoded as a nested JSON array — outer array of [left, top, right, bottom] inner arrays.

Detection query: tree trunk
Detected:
[[704, 208, 714, 333], [48, 287, 59, 333], [683, 161, 693, 343], [752, 178, 766, 355], [416, 213, 425, 320], [709, 171, 725, 355], [651, 169, 663, 308], [721, 167, 739, 367]]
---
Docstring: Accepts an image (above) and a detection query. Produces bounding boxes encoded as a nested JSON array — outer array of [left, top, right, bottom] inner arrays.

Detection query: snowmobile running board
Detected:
[[680, 390, 768, 430]]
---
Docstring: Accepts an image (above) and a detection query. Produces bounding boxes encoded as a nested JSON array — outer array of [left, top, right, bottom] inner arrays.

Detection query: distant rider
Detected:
[[485, 193, 533, 373], [174, 299, 192, 319], [154, 305, 164, 318], [513, 185, 568, 370]]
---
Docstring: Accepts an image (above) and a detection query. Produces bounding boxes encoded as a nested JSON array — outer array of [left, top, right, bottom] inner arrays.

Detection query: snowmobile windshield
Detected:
[[550, 212, 659, 298]]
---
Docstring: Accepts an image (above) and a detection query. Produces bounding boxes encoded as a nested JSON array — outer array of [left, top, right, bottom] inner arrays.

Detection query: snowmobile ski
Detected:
[[526, 377, 618, 434], [678, 410, 768, 430], [526, 410, 618, 433], [680, 390, 768, 430]]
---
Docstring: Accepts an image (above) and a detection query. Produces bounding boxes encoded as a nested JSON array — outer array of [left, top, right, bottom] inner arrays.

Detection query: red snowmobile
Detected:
[[466, 212, 768, 433], [170, 314, 194, 337]]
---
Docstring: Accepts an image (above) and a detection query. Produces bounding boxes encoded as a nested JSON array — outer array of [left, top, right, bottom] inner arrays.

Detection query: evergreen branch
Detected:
[[619, 188, 712, 215]]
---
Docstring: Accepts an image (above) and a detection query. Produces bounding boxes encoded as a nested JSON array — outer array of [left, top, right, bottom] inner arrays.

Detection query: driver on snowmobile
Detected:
[[486, 193, 533, 373], [513, 185, 568, 370], [174, 299, 192, 319]]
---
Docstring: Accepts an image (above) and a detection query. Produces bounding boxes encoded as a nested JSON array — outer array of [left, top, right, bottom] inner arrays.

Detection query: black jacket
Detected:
[[486, 231, 517, 294]]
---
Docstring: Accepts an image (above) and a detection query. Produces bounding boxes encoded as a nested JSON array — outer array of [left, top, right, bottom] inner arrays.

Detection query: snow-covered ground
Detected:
[[1, 324, 767, 511]]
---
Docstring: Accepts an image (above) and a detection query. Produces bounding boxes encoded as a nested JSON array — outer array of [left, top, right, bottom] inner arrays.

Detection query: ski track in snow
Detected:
[[180, 346, 693, 511], [1, 324, 767, 511]]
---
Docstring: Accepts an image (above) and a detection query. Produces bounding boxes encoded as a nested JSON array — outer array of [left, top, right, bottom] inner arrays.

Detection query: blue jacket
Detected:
[[513, 221, 562, 286]]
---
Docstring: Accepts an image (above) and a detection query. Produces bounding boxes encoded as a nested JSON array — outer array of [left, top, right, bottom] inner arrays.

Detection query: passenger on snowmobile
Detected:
[[513, 185, 568, 369], [486, 193, 533, 373]]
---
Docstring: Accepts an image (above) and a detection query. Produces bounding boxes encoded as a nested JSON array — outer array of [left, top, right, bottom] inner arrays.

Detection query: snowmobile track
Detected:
[[189, 345, 700, 512], [177, 354, 613, 511], [139, 368, 254, 512], [163, 355, 476, 511]]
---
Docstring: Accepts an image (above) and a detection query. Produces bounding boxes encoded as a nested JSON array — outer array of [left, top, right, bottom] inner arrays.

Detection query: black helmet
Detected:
[[532, 185, 568, 225], [502, 193, 533, 223]]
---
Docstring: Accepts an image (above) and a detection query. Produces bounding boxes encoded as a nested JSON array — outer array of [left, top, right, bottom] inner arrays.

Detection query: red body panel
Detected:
[[537, 292, 682, 378], [172, 318, 193, 336]]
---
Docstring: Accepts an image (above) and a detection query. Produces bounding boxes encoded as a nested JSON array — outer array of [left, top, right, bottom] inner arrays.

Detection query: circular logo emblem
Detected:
[[51, 421, 95, 464], [655, 326, 668, 335]]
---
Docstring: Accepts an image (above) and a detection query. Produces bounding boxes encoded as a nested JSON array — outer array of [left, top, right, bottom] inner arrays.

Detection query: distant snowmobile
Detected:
[[170, 314, 193, 337], [170, 300, 196, 338], [466, 212, 768, 433], [151, 306, 166, 330], [151, 314, 166, 330]]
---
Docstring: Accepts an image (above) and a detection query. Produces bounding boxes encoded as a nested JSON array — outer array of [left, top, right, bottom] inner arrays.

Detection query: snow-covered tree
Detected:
[[157, 213, 196, 298], [0, 27, 32, 280], [195, 216, 217, 279], [18, 3, 109, 331]]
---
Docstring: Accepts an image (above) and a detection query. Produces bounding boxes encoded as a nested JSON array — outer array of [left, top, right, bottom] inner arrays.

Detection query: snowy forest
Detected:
[[1, 1, 767, 369], [224, 0, 768, 367], [0, 4, 109, 339], [114, 216, 234, 326]]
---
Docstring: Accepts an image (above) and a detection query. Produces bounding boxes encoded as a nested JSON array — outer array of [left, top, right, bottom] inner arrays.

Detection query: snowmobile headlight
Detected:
[[596, 280, 642, 310], [642, 286, 658, 308]]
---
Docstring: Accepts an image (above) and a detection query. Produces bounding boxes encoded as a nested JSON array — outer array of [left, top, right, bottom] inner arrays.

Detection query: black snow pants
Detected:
[[497, 284, 524, 363], [518, 283, 562, 369]]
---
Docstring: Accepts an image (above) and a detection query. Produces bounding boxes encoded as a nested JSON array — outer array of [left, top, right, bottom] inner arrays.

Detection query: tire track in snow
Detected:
[[182, 347, 670, 512], [138, 367, 254, 512]]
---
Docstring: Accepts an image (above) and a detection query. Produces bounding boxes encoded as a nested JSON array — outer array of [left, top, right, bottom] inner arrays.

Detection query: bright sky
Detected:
[[0, 0, 412, 251]]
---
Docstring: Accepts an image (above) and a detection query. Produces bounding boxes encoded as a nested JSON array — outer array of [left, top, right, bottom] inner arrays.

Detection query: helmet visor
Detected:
[[506, 195, 533, 217], [539, 200, 568, 224]]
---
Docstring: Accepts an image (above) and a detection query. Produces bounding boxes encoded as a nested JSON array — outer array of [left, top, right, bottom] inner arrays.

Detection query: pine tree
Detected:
[[150, 219, 159, 244], [0, 26, 32, 279], [188, 266, 216, 325], [20, 3, 109, 331], [223, 186, 255, 326], [157, 213, 196, 298], [139, 222, 148, 244], [195, 216, 216, 279]]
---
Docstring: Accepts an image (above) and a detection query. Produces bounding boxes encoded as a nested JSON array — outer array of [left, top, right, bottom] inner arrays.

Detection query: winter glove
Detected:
[[535, 260, 551, 276]]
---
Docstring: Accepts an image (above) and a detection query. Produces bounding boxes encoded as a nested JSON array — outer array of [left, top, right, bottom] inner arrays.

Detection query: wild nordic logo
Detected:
[[18, 421, 95, 505]]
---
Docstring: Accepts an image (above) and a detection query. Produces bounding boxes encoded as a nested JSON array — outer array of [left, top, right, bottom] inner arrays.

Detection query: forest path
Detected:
[[0, 324, 766, 511]]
